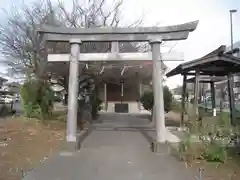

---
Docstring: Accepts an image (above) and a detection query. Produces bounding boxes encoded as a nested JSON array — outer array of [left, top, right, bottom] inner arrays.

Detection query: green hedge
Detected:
[[20, 79, 54, 119], [140, 86, 173, 113]]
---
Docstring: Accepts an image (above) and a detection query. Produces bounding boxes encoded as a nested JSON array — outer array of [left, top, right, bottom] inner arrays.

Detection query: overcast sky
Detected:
[[121, 0, 240, 88], [1, 0, 240, 86]]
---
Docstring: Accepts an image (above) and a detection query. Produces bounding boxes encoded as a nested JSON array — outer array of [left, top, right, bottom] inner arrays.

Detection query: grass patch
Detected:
[[169, 108, 240, 180], [0, 116, 66, 180], [48, 110, 67, 122], [171, 100, 182, 113]]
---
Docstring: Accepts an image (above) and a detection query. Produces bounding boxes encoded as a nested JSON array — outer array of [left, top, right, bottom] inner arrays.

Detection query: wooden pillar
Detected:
[[219, 83, 224, 114], [203, 83, 208, 112], [62, 76, 68, 105], [198, 83, 202, 104], [227, 72, 236, 125], [120, 80, 124, 102], [210, 81, 216, 116], [193, 70, 200, 117], [180, 74, 187, 127], [201, 83, 205, 103], [138, 81, 142, 111], [137, 71, 142, 111], [104, 83, 107, 111]]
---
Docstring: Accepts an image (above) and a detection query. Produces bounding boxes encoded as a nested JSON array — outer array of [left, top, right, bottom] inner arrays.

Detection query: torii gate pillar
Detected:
[[67, 39, 81, 147], [150, 39, 166, 145]]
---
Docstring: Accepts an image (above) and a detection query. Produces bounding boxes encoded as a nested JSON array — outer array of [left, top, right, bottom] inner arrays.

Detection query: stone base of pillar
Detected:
[[66, 136, 81, 151], [151, 140, 166, 153], [177, 126, 188, 132], [66, 129, 93, 151], [67, 140, 81, 151], [149, 121, 155, 128]]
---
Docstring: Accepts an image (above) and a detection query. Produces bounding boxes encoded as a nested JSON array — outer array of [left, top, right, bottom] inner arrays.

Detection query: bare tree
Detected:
[[0, 0, 140, 84], [0, 0, 58, 79]]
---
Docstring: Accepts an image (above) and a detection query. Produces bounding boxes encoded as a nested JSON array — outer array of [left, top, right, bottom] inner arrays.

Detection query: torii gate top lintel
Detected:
[[37, 20, 199, 42]]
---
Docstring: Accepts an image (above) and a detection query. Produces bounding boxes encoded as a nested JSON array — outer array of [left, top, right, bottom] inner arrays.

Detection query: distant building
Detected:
[[201, 41, 240, 104], [211, 41, 240, 101], [171, 83, 195, 101], [229, 41, 240, 100], [0, 77, 7, 88], [171, 83, 194, 96], [1, 82, 21, 93]]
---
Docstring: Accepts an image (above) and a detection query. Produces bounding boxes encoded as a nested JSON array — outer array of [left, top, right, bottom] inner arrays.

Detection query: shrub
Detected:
[[190, 98, 194, 104], [23, 102, 41, 118], [163, 86, 173, 112], [21, 79, 54, 119], [171, 99, 182, 112], [0, 104, 13, 116], [140, 86, 173, 113], [175, 135, 227, 163], [175, 120, 231, 163], [139, 91, 153, 112], [203, 144, 227, 162], [219, 112, 230, 126], [91, 97, 102, 120]]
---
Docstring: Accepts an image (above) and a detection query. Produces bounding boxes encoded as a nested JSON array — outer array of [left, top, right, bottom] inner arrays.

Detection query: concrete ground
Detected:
[[23, 113, 196, 180]]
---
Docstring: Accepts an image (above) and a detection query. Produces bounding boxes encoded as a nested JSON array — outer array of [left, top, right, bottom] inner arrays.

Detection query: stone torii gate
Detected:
[[37, 21, 198, 151]]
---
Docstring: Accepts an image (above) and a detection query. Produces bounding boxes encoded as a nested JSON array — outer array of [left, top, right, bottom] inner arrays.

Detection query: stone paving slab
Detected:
[[92, 113, 152, 128], [23, 130, 196, 180]]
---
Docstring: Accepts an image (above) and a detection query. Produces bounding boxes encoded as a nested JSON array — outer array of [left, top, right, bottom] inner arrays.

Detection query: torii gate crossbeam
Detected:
[[38, 21, 198, 42], [48, 52, 184, 62]]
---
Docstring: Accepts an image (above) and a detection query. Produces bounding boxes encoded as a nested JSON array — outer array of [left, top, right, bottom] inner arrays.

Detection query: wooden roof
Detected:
[[185, 76, 227, 83], [0, 77, 7, 82], [166, 45, 240, 77]]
